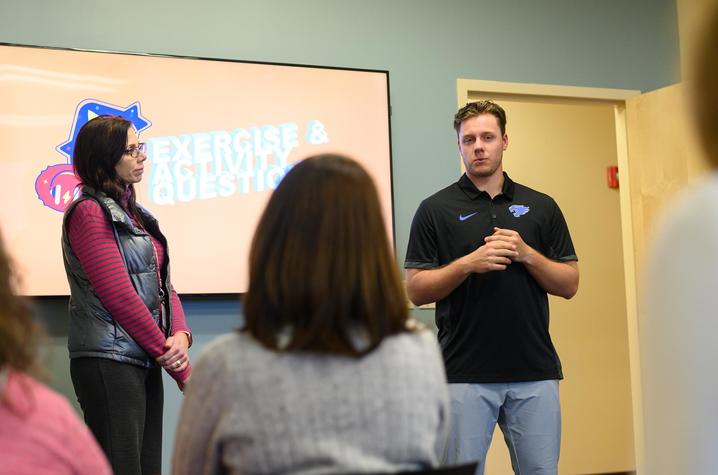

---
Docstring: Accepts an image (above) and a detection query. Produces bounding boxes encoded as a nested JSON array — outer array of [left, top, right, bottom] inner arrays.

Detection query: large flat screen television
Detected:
[[0, 44, 393, 296]]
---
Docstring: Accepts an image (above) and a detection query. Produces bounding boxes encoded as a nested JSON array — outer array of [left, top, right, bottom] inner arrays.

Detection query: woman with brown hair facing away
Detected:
[[0, 229, 111, 474], [173, 154, 449, 474], [62, 115, 192, 475]]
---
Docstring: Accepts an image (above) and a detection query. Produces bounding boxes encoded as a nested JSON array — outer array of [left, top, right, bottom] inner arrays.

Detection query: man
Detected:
[[405, 100, 579, 475]]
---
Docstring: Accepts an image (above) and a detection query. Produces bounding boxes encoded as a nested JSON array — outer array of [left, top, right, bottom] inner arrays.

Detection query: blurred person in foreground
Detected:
[[173, 154, 449, 474], [62, 115, 192, 475], [641, 5, 718, 475], [0, 230, 111, 474]]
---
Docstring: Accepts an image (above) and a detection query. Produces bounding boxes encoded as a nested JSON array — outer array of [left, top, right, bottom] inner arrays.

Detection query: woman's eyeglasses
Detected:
[[124, 142, 147, 158]]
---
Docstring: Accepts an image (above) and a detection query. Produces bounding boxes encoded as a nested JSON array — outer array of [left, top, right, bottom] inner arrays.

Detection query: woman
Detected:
[[641, 6, 718, 475], [0, 229, 111, 474], [173, 154, 449, 474], [62, 115, 192, 475]]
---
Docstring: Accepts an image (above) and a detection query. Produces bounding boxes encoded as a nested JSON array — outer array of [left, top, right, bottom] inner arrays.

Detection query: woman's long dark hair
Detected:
[[72, 115, 146, 225], [243, 154, 409, 357]]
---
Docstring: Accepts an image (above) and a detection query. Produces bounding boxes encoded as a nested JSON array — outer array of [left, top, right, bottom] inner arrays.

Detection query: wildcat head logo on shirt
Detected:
[[34, 99, 151, 212], [509, 204, 530, 217]]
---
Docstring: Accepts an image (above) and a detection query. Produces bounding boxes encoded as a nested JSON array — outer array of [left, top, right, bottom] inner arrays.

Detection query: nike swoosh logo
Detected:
[[459, 212, 478, 221]]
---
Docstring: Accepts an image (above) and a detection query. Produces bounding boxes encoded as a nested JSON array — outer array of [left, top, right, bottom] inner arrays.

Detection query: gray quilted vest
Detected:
[[61, 186, 173, 367]]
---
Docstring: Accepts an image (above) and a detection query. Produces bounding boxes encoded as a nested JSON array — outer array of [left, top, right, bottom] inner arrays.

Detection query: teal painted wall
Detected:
[[2, 0, 679, 472]]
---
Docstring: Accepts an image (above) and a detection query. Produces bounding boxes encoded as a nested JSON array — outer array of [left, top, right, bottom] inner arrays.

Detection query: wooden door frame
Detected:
[[457, 78, 643, 473]]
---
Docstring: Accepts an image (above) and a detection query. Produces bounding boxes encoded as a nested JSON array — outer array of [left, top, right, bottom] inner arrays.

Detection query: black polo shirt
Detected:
[[405, 172, 577, 383]]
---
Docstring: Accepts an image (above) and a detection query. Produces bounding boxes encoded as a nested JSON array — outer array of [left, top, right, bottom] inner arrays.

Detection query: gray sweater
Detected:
[[172, 328, 449, 475]]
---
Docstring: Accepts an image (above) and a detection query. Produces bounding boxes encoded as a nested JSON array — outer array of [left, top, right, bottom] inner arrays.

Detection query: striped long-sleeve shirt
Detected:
[[67, 199, 191, 384]]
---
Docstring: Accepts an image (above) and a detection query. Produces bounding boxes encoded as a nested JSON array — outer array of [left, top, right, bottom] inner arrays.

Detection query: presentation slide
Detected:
[[0, 44, 393, 295]]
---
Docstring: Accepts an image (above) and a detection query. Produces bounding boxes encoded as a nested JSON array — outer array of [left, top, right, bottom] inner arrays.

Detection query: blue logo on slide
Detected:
[[56, 99, 152, 161], [35, 99, 152, 213], [509, 204, 530, 217]]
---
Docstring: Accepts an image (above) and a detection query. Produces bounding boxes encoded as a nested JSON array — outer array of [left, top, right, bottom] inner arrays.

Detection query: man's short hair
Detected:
[[454, 100, 507, 136]]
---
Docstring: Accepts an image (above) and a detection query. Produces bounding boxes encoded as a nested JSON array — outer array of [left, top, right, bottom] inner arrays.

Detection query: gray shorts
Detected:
[[443, 380, 561, 475]]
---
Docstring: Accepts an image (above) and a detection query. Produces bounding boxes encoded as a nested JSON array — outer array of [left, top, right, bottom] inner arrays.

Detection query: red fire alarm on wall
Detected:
[[607, 166, 619, 189]]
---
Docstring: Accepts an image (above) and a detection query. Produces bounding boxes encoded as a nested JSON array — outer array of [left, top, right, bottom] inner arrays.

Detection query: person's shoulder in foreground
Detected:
[[0, 369, 112, 475], [173, 325, 448, 474], [195, 323, 444, 372]]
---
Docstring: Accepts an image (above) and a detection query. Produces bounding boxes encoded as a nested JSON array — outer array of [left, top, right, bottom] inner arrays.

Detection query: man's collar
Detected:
[[458, 172, 515, 200]]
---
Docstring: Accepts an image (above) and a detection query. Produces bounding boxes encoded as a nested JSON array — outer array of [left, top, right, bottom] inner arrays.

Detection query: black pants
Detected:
[[71, 357, 164, 475]]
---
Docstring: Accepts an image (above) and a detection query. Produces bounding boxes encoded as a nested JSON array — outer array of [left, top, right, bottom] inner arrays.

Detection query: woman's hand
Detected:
[[157, 332, 190, 373]]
